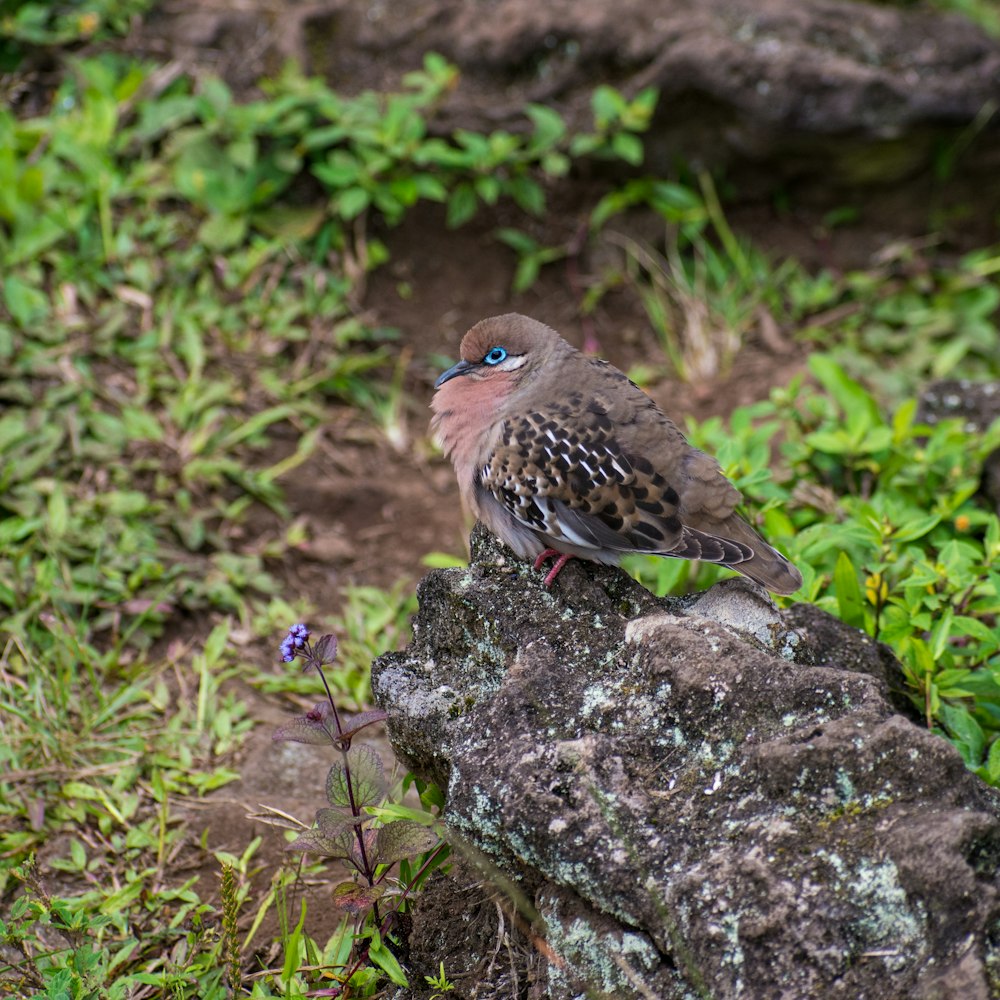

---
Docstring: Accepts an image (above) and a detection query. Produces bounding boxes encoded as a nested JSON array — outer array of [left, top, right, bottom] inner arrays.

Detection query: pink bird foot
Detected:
[[533, 548, 575, 587]]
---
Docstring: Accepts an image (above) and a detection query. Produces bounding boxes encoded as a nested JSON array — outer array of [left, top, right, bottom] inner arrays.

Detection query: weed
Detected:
[[270, 625, 448, 996], [797, 243, 1000, 397], [425, 960, 456, 995], [0, 0, 154, 74]]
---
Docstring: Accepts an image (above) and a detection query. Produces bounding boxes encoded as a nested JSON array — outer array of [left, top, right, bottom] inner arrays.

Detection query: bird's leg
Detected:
[[533, 548, 574, 587]]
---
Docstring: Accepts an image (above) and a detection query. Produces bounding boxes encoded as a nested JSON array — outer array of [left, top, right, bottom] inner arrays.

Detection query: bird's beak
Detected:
[[434, 359, 474, 388]]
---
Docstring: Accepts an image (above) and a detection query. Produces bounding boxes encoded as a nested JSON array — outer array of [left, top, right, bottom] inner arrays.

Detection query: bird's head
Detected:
[[434, 314, 563, 391]]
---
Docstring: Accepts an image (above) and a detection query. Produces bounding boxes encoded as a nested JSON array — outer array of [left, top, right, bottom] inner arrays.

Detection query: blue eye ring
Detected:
[[483, 347, 507, 366]]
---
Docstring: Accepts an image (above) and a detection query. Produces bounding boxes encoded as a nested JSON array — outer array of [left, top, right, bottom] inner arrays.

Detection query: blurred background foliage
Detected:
[[1, 0, 1000, 995]]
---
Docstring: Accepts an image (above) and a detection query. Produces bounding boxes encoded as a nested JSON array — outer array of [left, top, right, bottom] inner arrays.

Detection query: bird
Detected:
[[431, 314, 802, 595]]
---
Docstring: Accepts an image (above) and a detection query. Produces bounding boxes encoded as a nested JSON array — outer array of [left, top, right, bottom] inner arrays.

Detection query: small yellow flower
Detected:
[[955, 514, 970, 532], [865, 574, 888, 605], [77, 12, 100, 35]]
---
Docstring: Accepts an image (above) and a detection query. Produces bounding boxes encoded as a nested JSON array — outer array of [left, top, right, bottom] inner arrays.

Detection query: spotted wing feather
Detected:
[[480, 399, 753, 566]]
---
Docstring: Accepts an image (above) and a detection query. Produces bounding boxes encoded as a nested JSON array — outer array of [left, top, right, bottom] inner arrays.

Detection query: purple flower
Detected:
[[279, 623, 311, 662]]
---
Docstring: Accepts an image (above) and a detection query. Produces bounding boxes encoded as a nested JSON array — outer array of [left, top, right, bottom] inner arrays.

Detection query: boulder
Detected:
[[137, 0, 1000, 211], [918, 380, 1000, 513], [373, 524, 1000, 999]]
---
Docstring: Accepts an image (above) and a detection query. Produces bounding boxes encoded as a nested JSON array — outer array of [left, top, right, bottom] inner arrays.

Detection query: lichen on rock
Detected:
[[372, 524, 1000, 999]]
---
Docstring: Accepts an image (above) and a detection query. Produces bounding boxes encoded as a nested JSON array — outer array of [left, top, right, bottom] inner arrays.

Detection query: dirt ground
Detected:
[[261, 199, 817, 603]]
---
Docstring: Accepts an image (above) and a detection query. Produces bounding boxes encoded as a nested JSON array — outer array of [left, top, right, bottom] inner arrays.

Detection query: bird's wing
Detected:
[[479, 397, 754, 566]]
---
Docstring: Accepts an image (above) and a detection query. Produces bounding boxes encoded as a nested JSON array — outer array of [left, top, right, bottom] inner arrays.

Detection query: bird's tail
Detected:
[[720, 515, 802, 595]]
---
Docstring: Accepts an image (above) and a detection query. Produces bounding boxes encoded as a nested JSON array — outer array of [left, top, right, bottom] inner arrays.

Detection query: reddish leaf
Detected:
[[351, 827, 378, 870], [332, 880, 385, 914], [337, 709, 388, 744], [285, 827, 354, 861], [316, 806, 362, 837], [273, 702, 339, 745], [313, 633, 339, 663]]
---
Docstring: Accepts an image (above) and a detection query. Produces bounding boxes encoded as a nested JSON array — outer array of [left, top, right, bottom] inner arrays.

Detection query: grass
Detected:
[[2, 4, 1000, 995], [0, 27, 654, 995]]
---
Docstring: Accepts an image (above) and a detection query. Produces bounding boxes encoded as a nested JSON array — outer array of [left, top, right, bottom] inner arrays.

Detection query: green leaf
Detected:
[[541, 151, 570, 176], [507, 176, 545, 216], [892, 399, 917, 442], [337, 186, 370, 220], [952, 616, 1000, 646], [495, 227, 537, 254], [412, 173, 448, 202], [859, 426, 892, 453], [891, 514, 941, 542], [47, 486, 69, 539], [933, 668, 975, 697], [632, 86, 659, 117], [253, 203, 326, 240], [121, 406, 165, 442], [475, 175, 501, 205], [930, 335, 969, 378], [3, 274, 49, 328], [592, 85, 626, 128], [70, 839, 87, 868], [525, 104, 566, 147], [985, 516, 1000, 558], [203, 622, 229, 664], [833, 551, 867, 631], [939, 703, 985, 766], [0, 517, 41, 545], [611, 132, 644, 165], [369, 936, 409, 986], [513, 257, 540, 293], [986, 740, 1000, 784], [374, 820, 440, 866], [929, 606, 954, 661], [217, 404, 296, 450], [199, 213, 247, 250], [808, 355, 880, 428], [803, 429, 854, 455], [446, 184, 477, 228], [326, 745, 384, 808], [422, 551, 468, 569]]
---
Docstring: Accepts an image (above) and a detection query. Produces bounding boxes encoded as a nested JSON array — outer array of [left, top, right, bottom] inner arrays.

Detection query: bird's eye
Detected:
[[483, 347, 507, 365]]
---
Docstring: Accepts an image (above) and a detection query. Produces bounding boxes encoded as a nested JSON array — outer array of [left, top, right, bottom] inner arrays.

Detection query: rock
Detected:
[[918, 379, 1000, 432], [783, 601, 919, 722], [372, 524, 1000, 999], [135, 0, 1000, 221], [918, 378, 1000, 513]]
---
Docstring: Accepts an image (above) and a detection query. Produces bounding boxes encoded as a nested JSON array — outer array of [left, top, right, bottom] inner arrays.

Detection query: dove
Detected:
[[432, 314, 801, 594]]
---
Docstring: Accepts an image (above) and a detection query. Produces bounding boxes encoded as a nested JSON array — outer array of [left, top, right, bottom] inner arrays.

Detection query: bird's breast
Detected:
[[431, 375, 515, 507]]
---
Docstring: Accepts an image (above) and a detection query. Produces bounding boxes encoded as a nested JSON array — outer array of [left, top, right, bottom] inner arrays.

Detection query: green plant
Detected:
[[0, 0, 154, 73], [271, 626, 448, 996], [586, 172, 815, 383], [796, 244, 1000, 397], [1, 854, 237, 998], [628, 357, 1000, 783], [425, 960, 456, 995]]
